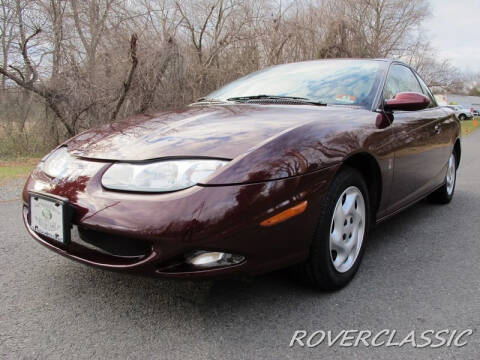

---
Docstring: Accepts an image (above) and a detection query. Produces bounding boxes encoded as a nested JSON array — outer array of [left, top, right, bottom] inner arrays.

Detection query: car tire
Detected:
[[459, 114, 466, 121], [297, 167, 370, 290], [429, 151, 457, 204]]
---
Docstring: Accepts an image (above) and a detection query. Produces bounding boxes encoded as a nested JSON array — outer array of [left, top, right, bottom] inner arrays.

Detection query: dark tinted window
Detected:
[[207, 60, 384, 109], [384, 64, 422, 100]]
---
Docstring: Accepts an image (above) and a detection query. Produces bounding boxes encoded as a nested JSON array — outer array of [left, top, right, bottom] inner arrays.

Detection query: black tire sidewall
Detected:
[[310, 167, 371, 289]]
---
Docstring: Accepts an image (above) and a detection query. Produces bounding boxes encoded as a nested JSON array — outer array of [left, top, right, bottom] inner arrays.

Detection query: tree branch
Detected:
[[70, 0, 89, 52], [110, 34, 138, 122], [0, 65, 74, 135], [21, 27, 41, 83], [8, 65, 25, 82], [139, 40, 177, 113]]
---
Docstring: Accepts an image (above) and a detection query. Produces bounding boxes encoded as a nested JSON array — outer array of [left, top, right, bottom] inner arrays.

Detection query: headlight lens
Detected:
[[42, 147, 74, 178], [101, 159, 229, 192]]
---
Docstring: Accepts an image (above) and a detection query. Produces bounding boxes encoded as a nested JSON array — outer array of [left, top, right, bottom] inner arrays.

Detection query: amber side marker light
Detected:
[[260, 201, 308, 227]]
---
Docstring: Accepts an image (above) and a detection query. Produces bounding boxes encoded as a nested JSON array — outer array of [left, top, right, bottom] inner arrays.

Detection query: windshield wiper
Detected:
[[191, 97, 230, 106], [227, 95, 327, 106], [195, 97, 226, 103]]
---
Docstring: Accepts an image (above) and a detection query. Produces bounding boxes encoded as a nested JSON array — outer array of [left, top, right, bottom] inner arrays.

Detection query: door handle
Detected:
[[434, 125, 441, 134]]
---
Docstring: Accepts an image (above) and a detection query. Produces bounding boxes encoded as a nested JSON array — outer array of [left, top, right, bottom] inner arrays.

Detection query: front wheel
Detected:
[[459, 114, 466, 121], [429, 152, 457, 204], [297, 167, 370, 290]]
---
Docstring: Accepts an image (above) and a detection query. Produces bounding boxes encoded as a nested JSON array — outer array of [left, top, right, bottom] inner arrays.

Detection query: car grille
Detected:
[[74, 226, 151, 259]]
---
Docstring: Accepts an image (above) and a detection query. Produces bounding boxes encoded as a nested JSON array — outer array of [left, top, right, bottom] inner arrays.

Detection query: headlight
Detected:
[[42, 147, 74, 178], [101, 159, 229, 193]]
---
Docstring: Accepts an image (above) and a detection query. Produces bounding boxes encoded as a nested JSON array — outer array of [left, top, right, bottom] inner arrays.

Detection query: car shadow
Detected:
[[368, 188, 476, 250]]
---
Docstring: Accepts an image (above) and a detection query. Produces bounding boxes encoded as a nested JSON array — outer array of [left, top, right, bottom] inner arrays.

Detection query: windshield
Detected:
[[207, 60, 385, 109]]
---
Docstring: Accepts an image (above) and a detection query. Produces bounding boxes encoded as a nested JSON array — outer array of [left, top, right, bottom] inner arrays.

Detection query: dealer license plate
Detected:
[[30, 193, 70, 244]]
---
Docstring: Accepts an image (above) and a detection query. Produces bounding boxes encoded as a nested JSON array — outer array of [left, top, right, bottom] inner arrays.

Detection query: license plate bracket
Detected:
[[29, 191, 74, 245]]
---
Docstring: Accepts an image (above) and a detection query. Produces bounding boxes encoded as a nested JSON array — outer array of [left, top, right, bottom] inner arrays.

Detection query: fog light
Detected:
[[185, 251, 245, 269]]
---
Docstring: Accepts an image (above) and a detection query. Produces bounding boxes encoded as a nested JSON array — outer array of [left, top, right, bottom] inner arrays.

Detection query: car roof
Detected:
[[277, 58, 400, 68], [307, 58, 410, 68]]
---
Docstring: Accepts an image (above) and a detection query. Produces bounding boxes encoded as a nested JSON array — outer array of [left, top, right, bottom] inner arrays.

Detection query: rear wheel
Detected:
[[429, 152, 457, 204], [298, 167, 370, 290]]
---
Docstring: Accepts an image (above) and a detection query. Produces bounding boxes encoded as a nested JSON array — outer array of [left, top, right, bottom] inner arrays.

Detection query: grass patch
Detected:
[[0, 158, 39, 180], [462, 118, 479, 136]]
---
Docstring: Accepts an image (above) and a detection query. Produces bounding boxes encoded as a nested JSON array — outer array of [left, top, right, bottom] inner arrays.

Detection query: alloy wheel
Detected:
[[329, 186, 366, 273], [446, 153, 456, 196]]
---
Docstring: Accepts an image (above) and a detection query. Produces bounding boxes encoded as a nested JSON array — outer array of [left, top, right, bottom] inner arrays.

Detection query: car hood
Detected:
[[67, 104, 359, 161]]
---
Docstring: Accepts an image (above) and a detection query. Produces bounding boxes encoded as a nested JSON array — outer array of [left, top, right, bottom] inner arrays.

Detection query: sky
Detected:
[[424, 0, 480, 74]]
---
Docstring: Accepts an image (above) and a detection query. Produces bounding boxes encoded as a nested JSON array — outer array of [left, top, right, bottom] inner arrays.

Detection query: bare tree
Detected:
[[0, 0, 465, 158], [0, 28, 140, 136], [0, 0, 17, 91], [406, 36, 464, 92], [175, 0, 254, 98], [70, 0, 114, 82]]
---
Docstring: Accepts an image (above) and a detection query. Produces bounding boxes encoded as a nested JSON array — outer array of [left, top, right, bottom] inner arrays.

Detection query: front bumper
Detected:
[[22, 165, 336, 278]]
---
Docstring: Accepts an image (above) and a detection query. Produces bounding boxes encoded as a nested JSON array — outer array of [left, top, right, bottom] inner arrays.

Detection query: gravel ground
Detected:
[[1, 131, 480, 359], [0, 177, 26, 202]]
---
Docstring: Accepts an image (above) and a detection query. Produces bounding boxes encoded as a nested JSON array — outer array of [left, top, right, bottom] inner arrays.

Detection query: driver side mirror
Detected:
[[384, 92, 430, 112]]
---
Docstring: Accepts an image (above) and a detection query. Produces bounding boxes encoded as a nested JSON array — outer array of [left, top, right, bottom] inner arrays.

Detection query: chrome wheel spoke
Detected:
[[333, 252, 347, 268], [343, 191, 357, 216], [344, 238, 356, 256], [330, 230, 348, 254], [333, 203, 345, 228], [345, 227, 359, 256]]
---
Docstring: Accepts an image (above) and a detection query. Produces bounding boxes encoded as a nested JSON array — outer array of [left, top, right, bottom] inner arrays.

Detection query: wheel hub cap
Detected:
[[446, 154, 456, 195], [329, 186, 366, 273]]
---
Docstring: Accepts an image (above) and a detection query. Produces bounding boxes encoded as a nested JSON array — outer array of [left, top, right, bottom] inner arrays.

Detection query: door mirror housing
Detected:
[[384, 92, 430, 112], [376, 112, 393, 129]]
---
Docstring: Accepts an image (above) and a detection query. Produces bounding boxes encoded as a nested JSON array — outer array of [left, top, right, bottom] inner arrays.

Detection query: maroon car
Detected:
[[23, 59, 460, 289]]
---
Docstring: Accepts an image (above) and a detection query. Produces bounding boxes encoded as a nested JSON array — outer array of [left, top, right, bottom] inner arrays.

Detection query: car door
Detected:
[[384, 64, 450, 212], [414, 71, 455, 173]]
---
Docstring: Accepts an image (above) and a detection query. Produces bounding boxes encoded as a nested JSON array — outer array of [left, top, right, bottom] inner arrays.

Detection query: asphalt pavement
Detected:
[[1, 130, 480, 359]]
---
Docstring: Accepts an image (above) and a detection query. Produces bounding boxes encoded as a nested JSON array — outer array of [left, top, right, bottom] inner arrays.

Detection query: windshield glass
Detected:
[[207, 60, 385, 108]]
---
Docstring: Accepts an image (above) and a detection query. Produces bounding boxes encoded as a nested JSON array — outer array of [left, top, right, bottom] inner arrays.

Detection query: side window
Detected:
[[414, 73, 438, 108], [384, 64, 423, 100]]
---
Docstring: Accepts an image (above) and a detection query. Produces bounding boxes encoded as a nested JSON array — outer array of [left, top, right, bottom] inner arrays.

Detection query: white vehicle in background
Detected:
[[446, 105, 473, 120]]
